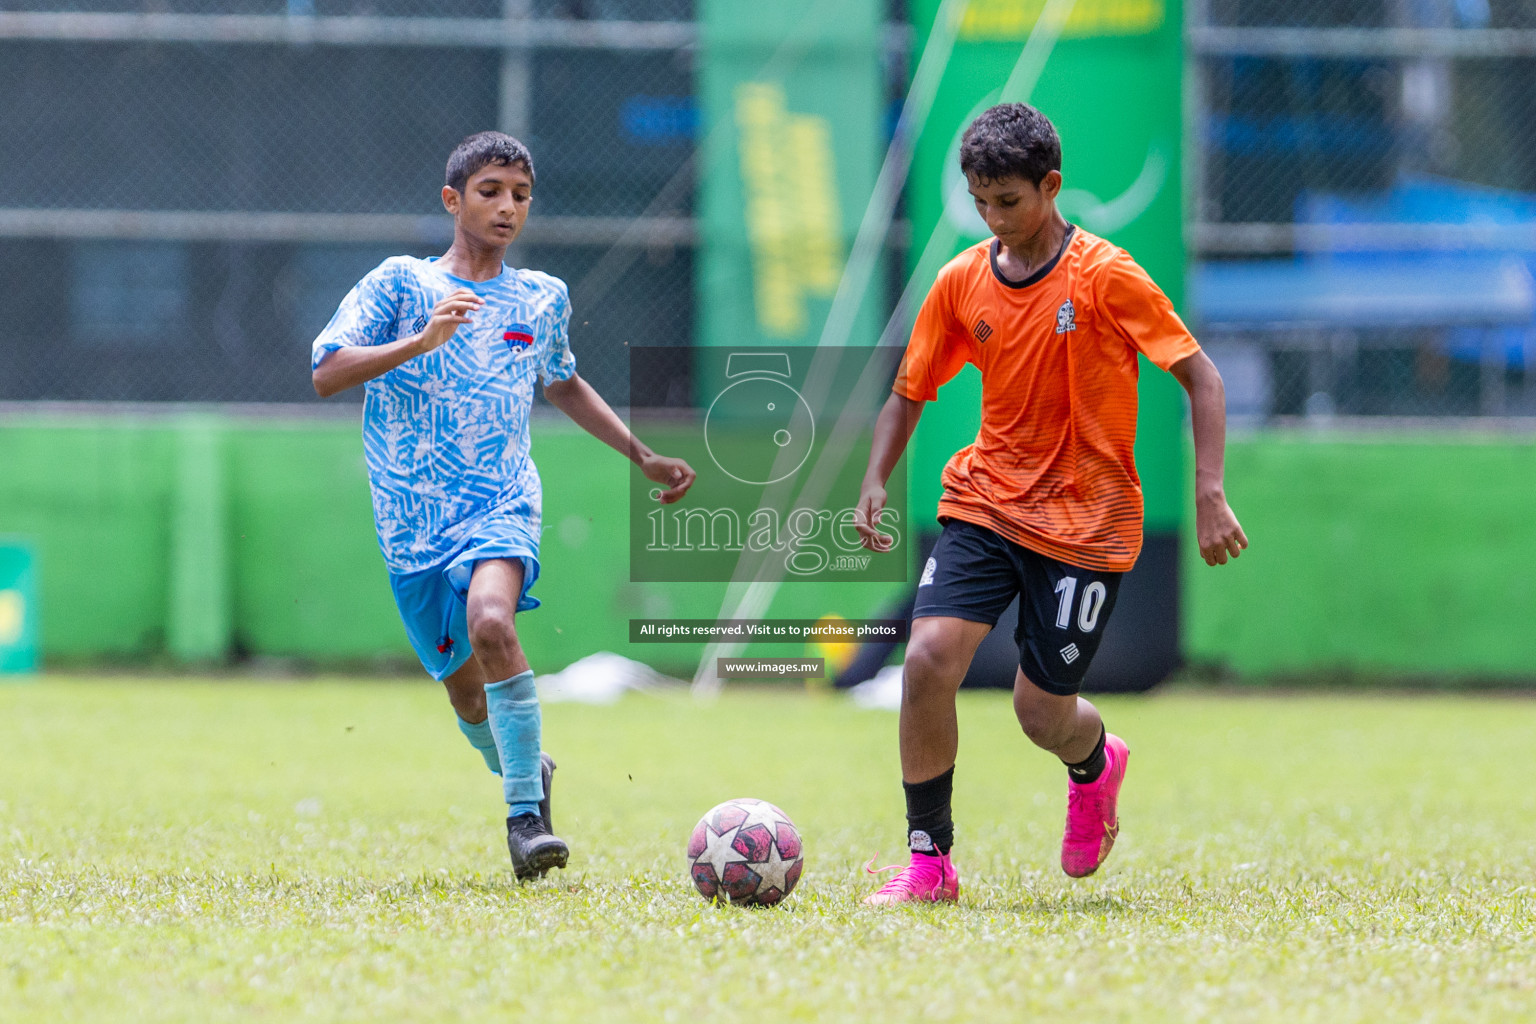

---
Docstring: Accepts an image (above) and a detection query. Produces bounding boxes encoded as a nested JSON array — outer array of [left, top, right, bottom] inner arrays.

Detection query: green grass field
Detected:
[[2, 679, 1534, 1022]]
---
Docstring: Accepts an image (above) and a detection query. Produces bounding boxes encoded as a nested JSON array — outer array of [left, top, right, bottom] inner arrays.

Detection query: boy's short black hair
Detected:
[[959, 103, 1061, 187], [445, 131, 535, 192]]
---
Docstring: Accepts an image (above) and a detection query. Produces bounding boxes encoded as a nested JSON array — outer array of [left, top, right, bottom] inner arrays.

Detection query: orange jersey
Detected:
[[894, 226, 1199, 572]]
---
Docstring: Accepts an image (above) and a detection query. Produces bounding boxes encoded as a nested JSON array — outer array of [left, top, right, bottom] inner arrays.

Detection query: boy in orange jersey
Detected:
[[856, 103, 1247, 904]]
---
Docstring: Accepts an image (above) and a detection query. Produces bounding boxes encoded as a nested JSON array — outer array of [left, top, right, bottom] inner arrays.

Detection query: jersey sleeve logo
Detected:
[[503, 322, 536, 351], [1055, 300, 1077, 334]]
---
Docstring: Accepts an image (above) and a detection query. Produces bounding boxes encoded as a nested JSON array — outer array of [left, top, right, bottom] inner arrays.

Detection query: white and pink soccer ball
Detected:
[[687, 798, 803, 907]]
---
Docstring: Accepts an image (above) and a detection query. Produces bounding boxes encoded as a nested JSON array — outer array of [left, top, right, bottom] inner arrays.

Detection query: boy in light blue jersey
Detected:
[[312, 131, 695, 880]]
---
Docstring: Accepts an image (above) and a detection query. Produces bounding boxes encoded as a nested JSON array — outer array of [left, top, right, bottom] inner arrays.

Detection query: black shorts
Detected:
[[911, 518, 1124, 695]]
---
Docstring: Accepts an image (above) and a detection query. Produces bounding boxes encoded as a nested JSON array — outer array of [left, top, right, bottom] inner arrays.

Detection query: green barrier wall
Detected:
[[0, 411, 900, 674], [1184, 432, 1536, 680], [6, 413, 1531, 680]]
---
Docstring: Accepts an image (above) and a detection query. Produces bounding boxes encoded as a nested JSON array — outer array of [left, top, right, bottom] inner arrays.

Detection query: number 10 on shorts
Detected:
[[1054, 576, 1108, 632]]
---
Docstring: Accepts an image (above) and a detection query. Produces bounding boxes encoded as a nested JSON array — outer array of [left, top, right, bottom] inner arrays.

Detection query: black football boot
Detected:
[[505, 752, 567, 880]]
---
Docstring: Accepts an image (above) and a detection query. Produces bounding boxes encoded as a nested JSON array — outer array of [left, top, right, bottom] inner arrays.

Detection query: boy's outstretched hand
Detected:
[[312, 287, 484, 398], [543, 372, 695, 502], [418, 288, 483, 353], [641, 454, 695, 504], [854, 482, 896, 553], [1196, 491, 1248, 566]]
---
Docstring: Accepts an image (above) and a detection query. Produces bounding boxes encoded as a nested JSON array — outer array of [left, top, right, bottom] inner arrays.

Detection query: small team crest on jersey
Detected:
[[1055, 300, 1077, 334], [503, 323, 535, 351]]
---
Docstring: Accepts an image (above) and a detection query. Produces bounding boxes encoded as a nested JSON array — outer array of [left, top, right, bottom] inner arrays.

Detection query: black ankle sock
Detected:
[[903, 766, 954, 854], [1063, 726, 1108, 784]]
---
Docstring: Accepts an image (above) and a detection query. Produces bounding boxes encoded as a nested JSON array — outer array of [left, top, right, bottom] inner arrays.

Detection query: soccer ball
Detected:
[[686, 798, 803, 906]]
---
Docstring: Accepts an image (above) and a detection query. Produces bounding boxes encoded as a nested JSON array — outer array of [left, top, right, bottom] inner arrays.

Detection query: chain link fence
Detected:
[[0, 1, 698, 405], [13, 0, 1532, 421], [1191, 0, 1536, 421]]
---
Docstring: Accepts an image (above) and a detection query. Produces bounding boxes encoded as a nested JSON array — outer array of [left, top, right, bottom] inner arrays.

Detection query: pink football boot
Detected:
[[863, 850, 960, 905], [1060, 733, 1129, 878]]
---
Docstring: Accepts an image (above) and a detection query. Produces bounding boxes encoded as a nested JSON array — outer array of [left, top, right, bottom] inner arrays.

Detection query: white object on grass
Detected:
[[848, 664, 903, 711], [538, 652, 682, 705]]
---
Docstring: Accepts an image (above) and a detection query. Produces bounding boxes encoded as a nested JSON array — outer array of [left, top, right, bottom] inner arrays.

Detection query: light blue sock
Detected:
[[456, 715, 501, 774], [485, 670, 544, 814]]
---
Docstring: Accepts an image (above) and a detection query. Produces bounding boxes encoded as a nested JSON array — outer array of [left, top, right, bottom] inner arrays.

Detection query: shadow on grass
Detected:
[[1000, 891, 1163, 918], [977, 876, 1198, 919]]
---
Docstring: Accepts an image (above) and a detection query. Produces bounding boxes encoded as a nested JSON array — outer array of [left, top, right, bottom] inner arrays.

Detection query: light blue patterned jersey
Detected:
[[311, 256, 576, 574]]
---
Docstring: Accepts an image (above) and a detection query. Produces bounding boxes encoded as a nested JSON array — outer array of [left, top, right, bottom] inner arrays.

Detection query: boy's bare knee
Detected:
[[468, 603, 519, 655], [1014, 690, 1072, 749], [902, 639, 964, 702]]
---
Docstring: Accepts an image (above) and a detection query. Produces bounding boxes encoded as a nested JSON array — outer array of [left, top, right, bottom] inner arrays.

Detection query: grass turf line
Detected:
[[2, 679, 1534, 1022]]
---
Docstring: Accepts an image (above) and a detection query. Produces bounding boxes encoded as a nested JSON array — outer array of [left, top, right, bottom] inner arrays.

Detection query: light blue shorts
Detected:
[[388, 515, 542, 682]]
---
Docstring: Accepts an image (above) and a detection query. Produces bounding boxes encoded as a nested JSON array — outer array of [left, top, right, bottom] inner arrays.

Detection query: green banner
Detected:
[[0, 540, 38, 675], [697, 0, 885, 355], [907, 0, 1187, 534]]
